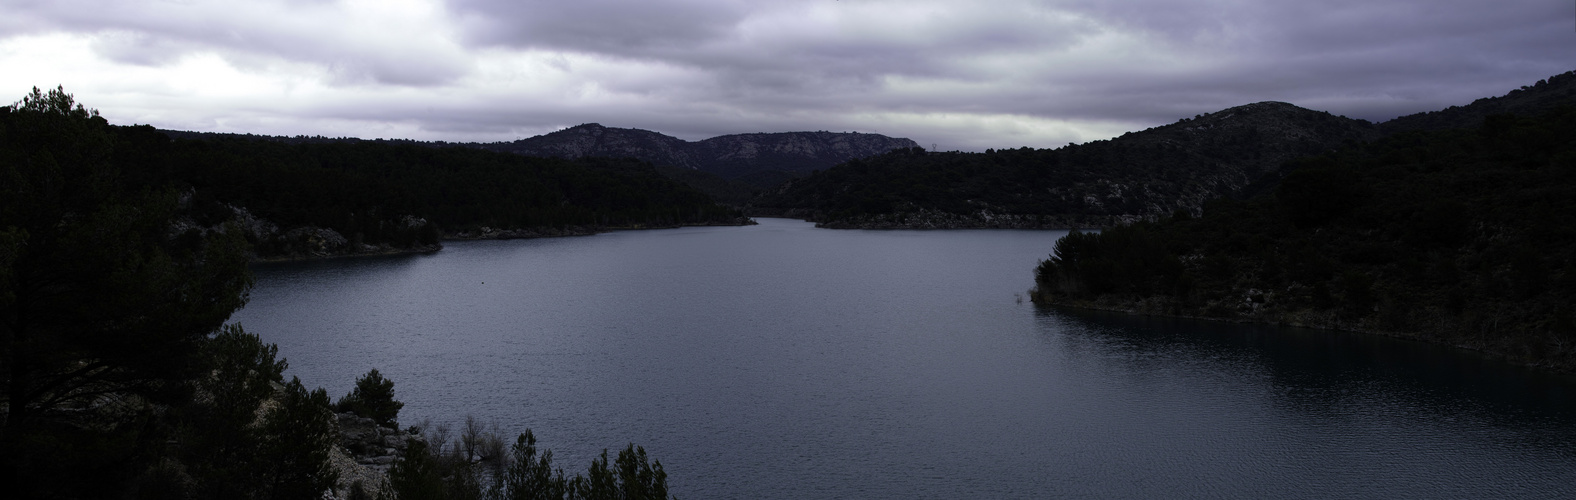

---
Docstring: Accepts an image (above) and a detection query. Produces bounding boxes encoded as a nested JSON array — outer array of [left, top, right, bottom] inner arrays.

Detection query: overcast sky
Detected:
[[2, 0, 1571, 150]]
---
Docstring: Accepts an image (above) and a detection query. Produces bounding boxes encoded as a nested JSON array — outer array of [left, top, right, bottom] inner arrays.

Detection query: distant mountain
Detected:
[[157, 124, 920, 206], [475, 124, 919, 186], [121, 127, 748, 260], [757, 101, 1379, 227]]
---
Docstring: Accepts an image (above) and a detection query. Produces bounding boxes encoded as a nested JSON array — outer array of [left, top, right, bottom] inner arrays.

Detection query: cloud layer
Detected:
[[2, 0, 1570, 150]]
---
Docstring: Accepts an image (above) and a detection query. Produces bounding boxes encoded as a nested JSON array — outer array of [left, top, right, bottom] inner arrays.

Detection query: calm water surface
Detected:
[[232, 218, 1576, 498]]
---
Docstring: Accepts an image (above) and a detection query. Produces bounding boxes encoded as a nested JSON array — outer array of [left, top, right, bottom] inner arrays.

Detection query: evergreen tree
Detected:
[[0, 86, 253, 495], [503, 430, 570, 500], [182, 324, 290, 498], [337, 368, 404, 427], [258, 377, 340, 499], [388, 440, 446, 500]]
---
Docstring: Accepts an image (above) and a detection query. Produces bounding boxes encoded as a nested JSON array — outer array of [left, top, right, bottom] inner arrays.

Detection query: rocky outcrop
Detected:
[[336, 412, 417, 467], [328, 412, 425, 499], [224, 207, 441, 262]]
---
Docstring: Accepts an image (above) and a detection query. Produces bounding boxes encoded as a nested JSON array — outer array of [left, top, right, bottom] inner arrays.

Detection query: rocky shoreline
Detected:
[[251, 242, 444, 263], [748, 208, 1131, 230], [329, 412, 422, 497]]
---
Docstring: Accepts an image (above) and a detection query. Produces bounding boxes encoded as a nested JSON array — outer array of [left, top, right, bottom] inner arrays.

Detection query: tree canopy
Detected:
[[1033, 106, 1576, 371], [1, 86, 256, 495]]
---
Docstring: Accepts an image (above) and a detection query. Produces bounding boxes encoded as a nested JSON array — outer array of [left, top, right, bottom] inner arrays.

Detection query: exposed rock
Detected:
[[326, 412, 434, 498], [327, 445, 386, 500], [336, 412, 418, 466], [282, 226, 348, 253]]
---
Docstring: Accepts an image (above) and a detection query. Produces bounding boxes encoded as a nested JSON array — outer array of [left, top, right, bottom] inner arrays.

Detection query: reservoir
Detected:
[[231, 218, 1576, 498]]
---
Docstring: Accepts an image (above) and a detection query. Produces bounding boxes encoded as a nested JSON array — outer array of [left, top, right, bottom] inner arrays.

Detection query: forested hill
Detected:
[[757, 101, 1378, 228], [474, 123, 920, 187], [759, 71, 1576, 229], [1380, 71, 1576, 133], [161, 124, 920, 208], [1032, 105, 1576, 371], [101, 122, 747, 260]]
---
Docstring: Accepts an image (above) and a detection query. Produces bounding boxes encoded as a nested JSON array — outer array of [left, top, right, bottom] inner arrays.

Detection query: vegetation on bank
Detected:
[[1031, 105, 1576, 370], [1, 87, 678, 498], [101, 110, 744, 260]]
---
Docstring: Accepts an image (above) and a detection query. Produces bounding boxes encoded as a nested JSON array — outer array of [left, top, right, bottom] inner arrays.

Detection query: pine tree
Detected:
[[337, 368, 404, 426]]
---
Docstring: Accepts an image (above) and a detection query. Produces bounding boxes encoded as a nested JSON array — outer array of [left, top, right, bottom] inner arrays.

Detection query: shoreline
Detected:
[[249, 219, 758, 263], [1033, 295, 1576, 375], [747, 207, 1130, 230]]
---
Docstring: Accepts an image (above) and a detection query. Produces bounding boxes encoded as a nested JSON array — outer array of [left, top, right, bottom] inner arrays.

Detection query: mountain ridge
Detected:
[[157, 124, 922, 196], [759, 70, 1576, 228], [756, 100, 1381, 227], [474, 123, 920, 184]]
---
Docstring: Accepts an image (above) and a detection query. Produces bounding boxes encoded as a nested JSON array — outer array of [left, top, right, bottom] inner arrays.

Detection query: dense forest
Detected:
[[756, 102, 1377, 227], [758, 72, 1576, 229], [1, 88, 681, 498], [117, 119, 746, 260], [1031, 105, 1576, 371]]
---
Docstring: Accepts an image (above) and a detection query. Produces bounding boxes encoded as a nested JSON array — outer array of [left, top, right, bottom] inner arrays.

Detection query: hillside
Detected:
[[1380, 71, 1576, 133], [762, 71, 1576, 229], [113, 125, 748, 260], [1031, 105, 1576, 371], [476, 124, 920, 187], [758, 102, 1378, 227], [161, 124, 920, 206]]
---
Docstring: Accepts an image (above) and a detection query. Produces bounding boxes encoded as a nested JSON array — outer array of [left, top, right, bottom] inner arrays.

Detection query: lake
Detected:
[[231, 218, 1576, 498]]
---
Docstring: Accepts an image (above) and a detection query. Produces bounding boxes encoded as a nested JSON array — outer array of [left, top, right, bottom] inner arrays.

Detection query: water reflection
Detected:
[[234, 221, 1576, 499], [1035, 305, 1576, 498], [1039, 306, 1576, 415]]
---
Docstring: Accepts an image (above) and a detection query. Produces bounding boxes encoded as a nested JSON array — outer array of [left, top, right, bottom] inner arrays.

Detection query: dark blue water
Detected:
[[231, 218, 1576, 498]]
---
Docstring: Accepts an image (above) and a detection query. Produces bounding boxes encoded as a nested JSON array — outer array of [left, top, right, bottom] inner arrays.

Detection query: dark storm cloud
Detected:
[[441, 0, 1572, 138], [1029, 0, 1574, 122]]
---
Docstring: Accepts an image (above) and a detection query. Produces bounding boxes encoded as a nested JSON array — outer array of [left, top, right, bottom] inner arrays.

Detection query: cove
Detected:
[[230, 218, 1576, 499]]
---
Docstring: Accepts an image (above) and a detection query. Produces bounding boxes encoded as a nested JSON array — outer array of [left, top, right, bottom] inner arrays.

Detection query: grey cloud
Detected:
[[445, 0, 1572, 138], [453, 0, 749, 52], [455, 0, 1097, 86], [5, 0, 471, 86], [90, 30, 196, 67], [4, 0, 1570, 151], [1042, 0, 1574, 121]]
